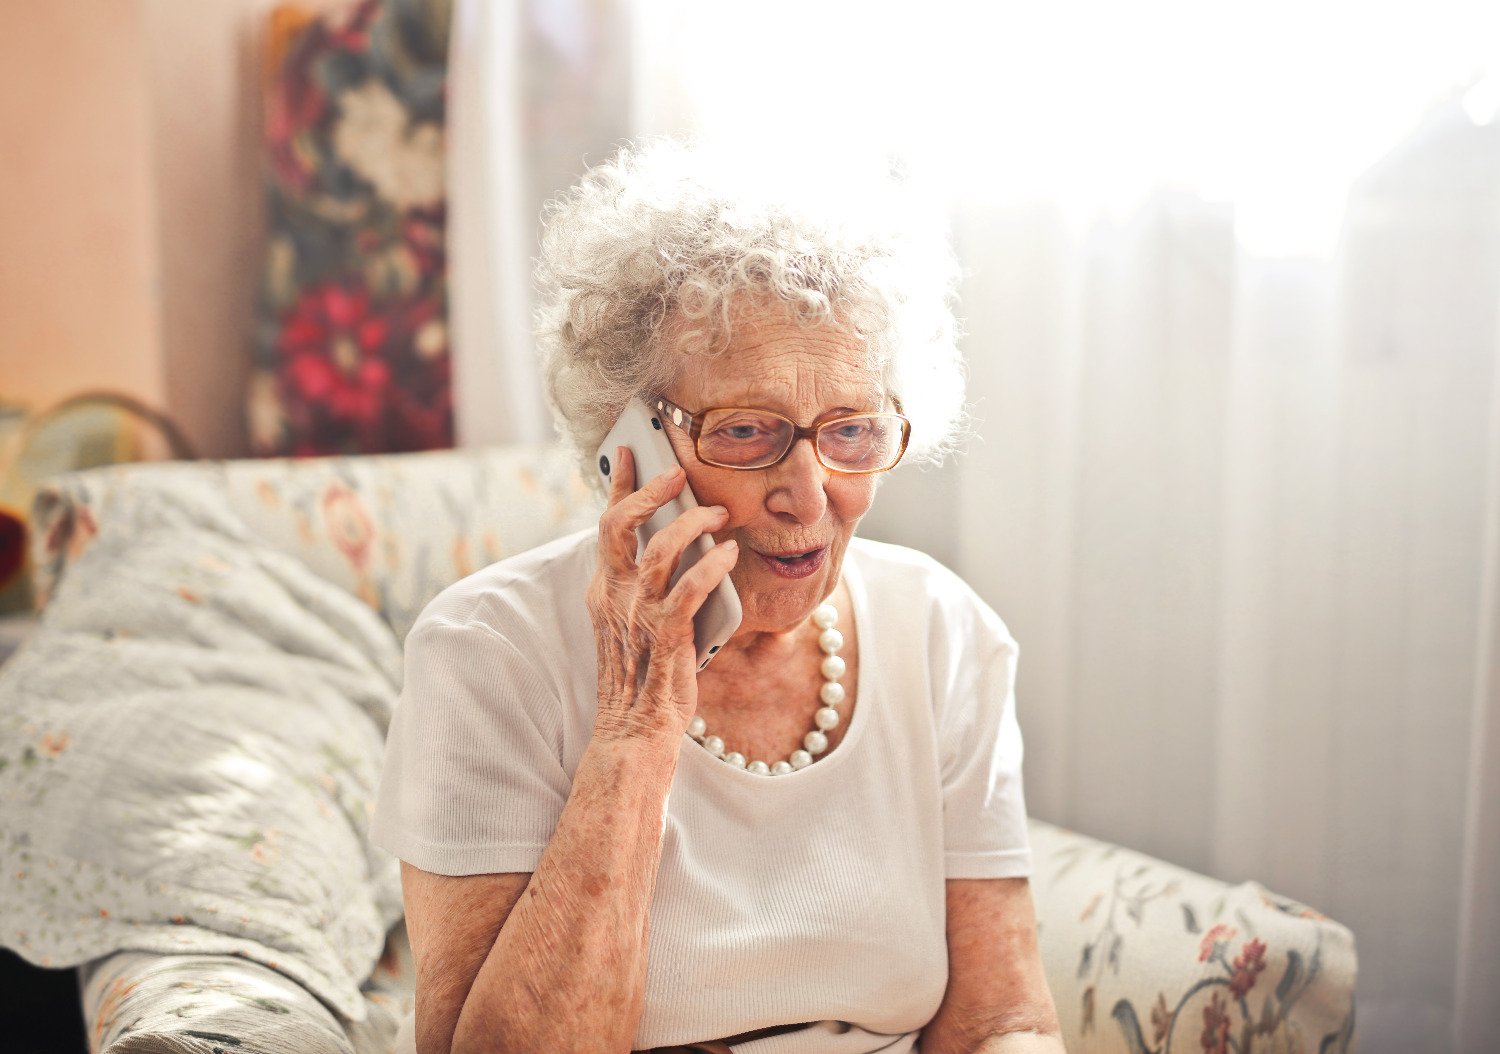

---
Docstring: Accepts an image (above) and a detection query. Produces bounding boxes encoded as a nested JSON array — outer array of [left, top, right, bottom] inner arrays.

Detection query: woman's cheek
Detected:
[[835, 476, 880, 524]]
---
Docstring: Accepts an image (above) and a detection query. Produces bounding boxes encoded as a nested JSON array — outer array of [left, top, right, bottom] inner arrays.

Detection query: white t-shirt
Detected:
[[372, 530, 1032, 1053]]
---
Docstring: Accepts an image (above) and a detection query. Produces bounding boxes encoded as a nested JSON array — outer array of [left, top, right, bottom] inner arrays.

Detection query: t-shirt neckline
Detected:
[[680, 545, 871, 784]]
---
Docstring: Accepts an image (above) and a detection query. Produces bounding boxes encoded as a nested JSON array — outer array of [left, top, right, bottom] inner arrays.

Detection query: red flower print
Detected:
[[1200, 991, 1231, 1054], [263, 0, 382, 192], [1151, 991, 1174, 1045], [254, 0, 454, 459], [69, 505, 99, 559], [277, 282, 394, 452], [318, 0, 380, 53], [1199, 923, 1237, 962], [322, 482, 376, 572], [383, 293, 453, 451], [1230, 938, 1268, 999], [272, 280, 452, 454], [264, 57, 325, 192], [401, 210, 446, 278]]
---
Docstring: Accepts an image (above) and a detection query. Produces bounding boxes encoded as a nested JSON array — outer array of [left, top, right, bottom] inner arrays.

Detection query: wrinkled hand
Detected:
[[588, 447, 738, 745]]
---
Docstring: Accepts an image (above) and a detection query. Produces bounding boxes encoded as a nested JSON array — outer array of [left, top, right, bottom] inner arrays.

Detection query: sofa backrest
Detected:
[[33, 444, 602, 640]]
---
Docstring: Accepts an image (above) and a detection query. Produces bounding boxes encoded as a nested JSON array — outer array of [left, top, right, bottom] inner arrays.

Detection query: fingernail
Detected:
[[710, 505, 728, 517], [666, 464, 683, 478], [724, 539, 738, 550]]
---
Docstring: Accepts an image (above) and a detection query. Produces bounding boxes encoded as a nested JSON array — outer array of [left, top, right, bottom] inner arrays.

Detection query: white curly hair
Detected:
[[534, 139, 966, 486]]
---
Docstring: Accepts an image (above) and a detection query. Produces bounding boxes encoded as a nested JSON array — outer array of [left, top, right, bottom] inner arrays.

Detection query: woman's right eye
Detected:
[[701, 416, 785, 465]]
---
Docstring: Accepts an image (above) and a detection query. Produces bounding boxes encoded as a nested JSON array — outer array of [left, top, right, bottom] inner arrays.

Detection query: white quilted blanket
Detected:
[[0, 465, 405, 1023]]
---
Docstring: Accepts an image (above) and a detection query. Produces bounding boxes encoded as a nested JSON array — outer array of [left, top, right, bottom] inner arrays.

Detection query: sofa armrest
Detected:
[[1027, 819, 1357, 1054], [81, 950, 355, 1054], [80, 924, 415, 1054]]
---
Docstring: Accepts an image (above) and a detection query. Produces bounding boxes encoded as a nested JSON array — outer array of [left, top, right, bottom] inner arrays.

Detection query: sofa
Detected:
[[0, 445, 1357, 1053]]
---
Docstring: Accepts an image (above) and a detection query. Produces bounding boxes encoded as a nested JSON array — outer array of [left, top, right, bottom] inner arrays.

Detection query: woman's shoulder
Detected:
[[848, 537, 978, 605], [848, 536, 958, 579], [848, 537, 1015, 649], [409, 527, 597, 646]]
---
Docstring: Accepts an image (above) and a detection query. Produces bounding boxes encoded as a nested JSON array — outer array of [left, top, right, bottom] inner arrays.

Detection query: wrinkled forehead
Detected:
[[663, 303, 886, 416]]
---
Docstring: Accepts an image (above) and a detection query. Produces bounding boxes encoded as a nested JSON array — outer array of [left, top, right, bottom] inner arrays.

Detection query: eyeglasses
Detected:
[[645, 393, 911, 474]]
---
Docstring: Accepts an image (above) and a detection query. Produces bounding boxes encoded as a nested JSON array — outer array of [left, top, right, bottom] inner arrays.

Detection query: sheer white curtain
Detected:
[[924, 107, 1500, 1053], [448, 1, 1500, 1047], [448, 0, 629, 446]]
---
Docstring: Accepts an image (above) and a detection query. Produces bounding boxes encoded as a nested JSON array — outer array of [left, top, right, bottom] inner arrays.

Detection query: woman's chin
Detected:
[[731, 559, 839, 635]]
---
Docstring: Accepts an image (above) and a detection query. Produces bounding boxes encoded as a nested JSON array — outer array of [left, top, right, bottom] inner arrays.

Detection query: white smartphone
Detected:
[[595, 399, 743, 670]]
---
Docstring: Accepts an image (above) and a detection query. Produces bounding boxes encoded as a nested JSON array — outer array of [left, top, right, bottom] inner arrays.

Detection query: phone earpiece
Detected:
[[651, 417, 662, 430]]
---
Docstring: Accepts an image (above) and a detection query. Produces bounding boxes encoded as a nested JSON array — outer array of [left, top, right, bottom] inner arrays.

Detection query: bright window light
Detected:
[[636, 0, 1500, 256]]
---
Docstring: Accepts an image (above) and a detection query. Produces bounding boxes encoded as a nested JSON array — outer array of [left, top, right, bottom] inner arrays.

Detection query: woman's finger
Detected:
[[598, 447, 644, 571], [600, 460, 687, 537], [636, 503, 730, 595], [604, 444, 638, 507], [612, 462, 687, 530], [597, 451, 685, 572], [633, 538, 739, 705], [662, 538, 739, 624]]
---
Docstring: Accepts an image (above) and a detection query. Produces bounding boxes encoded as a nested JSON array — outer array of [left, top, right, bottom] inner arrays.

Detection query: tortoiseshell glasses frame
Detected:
[[644, 392, 911, 474]]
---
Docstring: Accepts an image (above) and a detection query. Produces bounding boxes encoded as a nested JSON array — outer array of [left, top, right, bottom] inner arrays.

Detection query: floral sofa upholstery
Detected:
[[0, 446, 1356, 1053]]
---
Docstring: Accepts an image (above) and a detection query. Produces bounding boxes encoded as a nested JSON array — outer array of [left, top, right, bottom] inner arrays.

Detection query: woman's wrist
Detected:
[[579, 719, 684, 802], [592, 689, 694, 751]]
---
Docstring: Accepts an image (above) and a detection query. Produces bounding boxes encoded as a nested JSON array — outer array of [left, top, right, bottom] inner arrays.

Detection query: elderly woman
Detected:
[[372, 142, 1063, 1054]]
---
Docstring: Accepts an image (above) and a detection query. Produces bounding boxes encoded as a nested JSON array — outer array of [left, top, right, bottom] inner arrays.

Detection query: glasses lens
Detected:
[[698, 409, 796, 468], [817, 415, 905, 472]]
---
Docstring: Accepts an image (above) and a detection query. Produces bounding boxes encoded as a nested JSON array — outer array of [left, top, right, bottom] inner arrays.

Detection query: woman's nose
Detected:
[[764, 436, 829, 525]]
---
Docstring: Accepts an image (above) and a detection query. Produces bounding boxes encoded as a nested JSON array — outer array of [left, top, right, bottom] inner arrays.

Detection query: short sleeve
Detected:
[[932, 594, 1032, 880], [370, 618, 571, 876]]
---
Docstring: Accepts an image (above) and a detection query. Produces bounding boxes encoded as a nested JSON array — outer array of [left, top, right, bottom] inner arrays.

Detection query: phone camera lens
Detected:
[[599, 455, 610, 476], [651, 418, 662, 430]]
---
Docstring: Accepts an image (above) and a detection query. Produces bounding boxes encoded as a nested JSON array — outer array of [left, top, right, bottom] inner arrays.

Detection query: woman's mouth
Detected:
[[756, 546, 828, 579]]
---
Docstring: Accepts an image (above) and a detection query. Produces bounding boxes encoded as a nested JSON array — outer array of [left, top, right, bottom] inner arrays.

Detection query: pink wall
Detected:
[[0, 0, 165, 419], [0, 0, 343, 458], [144, 0, 278, 459]]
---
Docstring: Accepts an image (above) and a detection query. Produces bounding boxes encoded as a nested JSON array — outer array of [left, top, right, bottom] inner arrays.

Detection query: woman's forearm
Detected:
[[440, 456, 728, 1053], [451, 733, 680, 1054], [975, 1032, 1067, 1053]]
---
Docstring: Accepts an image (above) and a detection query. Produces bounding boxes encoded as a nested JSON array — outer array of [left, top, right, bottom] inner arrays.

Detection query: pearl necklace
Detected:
[[687, 603, 846, 776]]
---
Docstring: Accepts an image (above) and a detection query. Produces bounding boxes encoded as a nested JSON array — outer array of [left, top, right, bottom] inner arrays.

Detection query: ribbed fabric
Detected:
[[371, 530, 1032, 1051]]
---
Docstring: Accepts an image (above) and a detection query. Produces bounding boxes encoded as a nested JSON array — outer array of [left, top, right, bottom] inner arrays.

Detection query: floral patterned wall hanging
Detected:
[[250, 0, 455, 457]]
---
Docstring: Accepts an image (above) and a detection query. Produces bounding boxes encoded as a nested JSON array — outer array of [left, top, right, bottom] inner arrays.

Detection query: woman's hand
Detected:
[[588, 446, 738, 745], [922, 878, 1066, 1054]]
